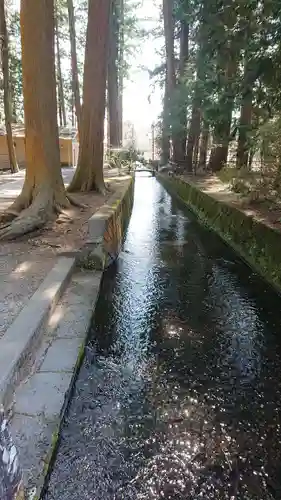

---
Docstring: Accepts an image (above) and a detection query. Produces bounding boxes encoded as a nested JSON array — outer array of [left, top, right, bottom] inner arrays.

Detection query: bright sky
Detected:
[[123, 0, 163, 150]]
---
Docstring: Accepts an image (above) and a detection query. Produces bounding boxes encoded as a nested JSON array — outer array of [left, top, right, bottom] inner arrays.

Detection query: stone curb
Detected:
[[0, 257, 75, 408], [11, 270, 103, 500], [3, 176, 135, 499], [80, 177, 134, 271], [88, 176, 132, 242]]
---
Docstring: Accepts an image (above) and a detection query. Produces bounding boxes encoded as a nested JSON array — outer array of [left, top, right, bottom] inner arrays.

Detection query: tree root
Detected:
[[0, 212, 47, 240], [66, 193, 87, 209], [0, 212, 17, 225], [0, 189, 87, 241]]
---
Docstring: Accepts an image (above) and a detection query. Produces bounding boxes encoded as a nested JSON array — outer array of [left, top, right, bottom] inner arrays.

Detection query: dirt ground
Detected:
[[180, 173, 281, 233], [0, 175, 128, 338]]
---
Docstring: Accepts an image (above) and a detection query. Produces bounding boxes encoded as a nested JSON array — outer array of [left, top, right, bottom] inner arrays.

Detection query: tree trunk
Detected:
[[160, 74, 170, 165], [57, 82, 63, 127], [198, 122, 209, 170], [163, 0, 176, 92], [0, 0, 73, 240], [173, 17, 189, 165], [67, 0, 81, 136], [55, 2, 67, 127], [163, 0, 177, 162], [186, 103, 201, 172], [71, 89, 75, 127], [68, 0, 111, 193], [0, 0, 19, 174], [118, 0, 124, 144], [108, 0, 120, 148], [193, 123, 200, 172], [208, 42, 238, 172], [236, 59, 253, 169]]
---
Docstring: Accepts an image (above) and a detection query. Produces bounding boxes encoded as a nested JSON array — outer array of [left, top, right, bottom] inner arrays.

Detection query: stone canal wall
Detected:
[[79, 176, 135, 270], [158, 173, 281, 293], [3, 175, 135, 499]]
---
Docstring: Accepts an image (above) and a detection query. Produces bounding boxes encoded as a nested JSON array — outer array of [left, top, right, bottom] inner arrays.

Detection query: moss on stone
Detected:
[[159, 174, 281, 292]]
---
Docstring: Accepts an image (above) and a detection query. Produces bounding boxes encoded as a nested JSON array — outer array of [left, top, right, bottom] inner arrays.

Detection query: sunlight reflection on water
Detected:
[[45, 174, 281, 500]]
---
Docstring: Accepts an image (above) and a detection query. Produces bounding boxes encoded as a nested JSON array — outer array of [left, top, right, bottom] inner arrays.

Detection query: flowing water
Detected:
[[44, 174, 281, 500]]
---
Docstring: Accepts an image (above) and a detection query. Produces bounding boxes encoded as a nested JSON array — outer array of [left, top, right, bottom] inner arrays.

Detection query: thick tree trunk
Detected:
[[67, 0, 81, 136], [185, 35, 205, 173], [193, 124, 200, 172], [160, 74, 170, 165], [108, 1, 120, 148], [198, 122, 209, 170], [118, 0, 124, 144], [236, 94, 252, 169], [173, 17, 189, 165], [0, 0, 72, 240], [68, 0, 111, 193], [208, 100, 233, 172], [163, 0, 176, 92], [208, 44, 238, 172], [236, 60, 253, 169], [55, 3, 67, 127], [208, 142, 229, 173], [0, 0, 19, 174], [186, 103, 201, 172], [163, 0, 177, 162], [71, 90, 75, 127]]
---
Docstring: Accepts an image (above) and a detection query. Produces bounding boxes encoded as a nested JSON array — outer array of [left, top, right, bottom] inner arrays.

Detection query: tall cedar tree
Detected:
[[0, 0, 76, 240], [108, 0, 121, 148], [55, 0, 67, 127], [68, 0, 111, 193], [67, 0, 81, 136], [0, 0, 19, 173]]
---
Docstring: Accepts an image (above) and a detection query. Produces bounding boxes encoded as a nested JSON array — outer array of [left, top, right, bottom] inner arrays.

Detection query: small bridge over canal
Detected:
[[133, 163, 156, 176]]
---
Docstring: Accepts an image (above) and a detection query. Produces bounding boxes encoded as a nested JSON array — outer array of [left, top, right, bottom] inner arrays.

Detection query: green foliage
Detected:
[[152, 0, 281, 175], [106, 147, 143, 172]]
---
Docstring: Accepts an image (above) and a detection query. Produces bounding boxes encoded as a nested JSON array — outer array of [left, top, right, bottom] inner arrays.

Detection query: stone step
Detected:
[[0, 257, 75, 408], [9, 269, 102, 498]]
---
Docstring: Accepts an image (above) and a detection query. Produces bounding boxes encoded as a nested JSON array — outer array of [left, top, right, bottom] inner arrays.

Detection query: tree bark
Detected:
[[163, 0, 176, 92], [186, 101, 201, 172], [198, 122, 209, 169], [0, 0, 73, 240], [193, 120, 200, 172], [67, 0, 81, 136], [108, 0, 120, 148], [163, 0, 177, 162], [185, 25, 205, 173], [117, 0, 124, 144], [68, 0, 111, 193], [236, 58, 254, 169], [173, 17, 189, 165], [55, 2, 67, 127], [160, 74, 170, 165], [208, 41, 238, 172], [0, 0, 19, 173]]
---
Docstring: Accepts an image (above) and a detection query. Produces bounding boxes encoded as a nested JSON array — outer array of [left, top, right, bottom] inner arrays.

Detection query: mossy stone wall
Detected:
[[158, 174, 281, 292]]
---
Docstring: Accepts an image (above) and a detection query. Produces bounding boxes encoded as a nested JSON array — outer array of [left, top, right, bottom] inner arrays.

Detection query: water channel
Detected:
[[45, 174, 281, 499]]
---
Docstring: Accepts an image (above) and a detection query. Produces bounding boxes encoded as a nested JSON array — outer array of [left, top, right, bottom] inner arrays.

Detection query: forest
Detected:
[[0, 0, 281, 239], [158, 0, 281, 205], [0, 0, 141, 240]]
